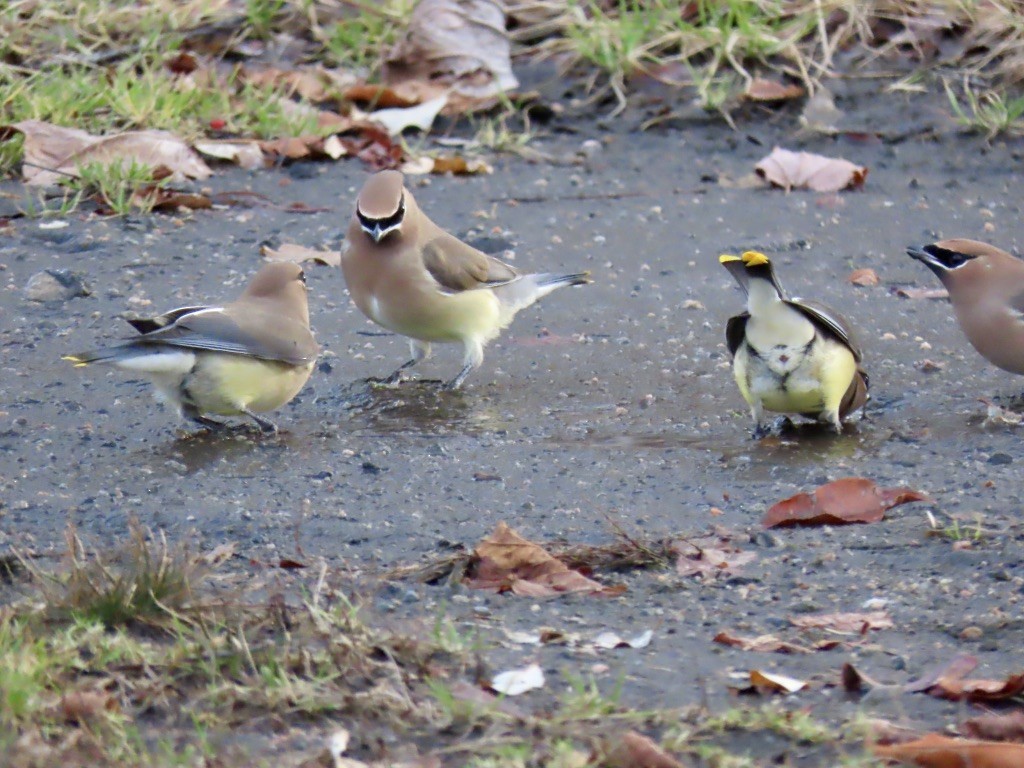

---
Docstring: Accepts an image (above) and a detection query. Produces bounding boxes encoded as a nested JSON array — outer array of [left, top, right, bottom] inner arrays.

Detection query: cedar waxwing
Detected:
[[64, 262, 318, 433], [342, 170, 591, 389], [720, 250, 869, 435], [907, 239, 1024, 377]]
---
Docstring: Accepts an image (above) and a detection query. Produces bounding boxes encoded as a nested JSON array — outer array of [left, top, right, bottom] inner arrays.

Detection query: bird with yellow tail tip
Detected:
[[64, 262, 319, 434], [720, 250, 869, 436], [342, 170, 592, 390]]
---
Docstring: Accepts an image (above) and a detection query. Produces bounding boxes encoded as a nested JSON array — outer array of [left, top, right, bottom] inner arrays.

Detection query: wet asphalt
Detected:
[[2, 85, 1023, 731]]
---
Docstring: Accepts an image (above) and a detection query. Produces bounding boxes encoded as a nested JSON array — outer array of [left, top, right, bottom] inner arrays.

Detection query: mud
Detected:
[[2, 80, 1023, 754]]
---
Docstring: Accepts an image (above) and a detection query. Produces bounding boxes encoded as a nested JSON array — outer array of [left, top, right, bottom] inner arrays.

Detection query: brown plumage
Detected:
[[65, 262, 318, 433], [342, 170, 590, 389], [908, 238, 1024, 376]]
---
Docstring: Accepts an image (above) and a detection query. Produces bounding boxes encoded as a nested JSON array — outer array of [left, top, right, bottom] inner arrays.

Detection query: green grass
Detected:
[[0, 520, 887, 767], [945, 79, 1024, 137]]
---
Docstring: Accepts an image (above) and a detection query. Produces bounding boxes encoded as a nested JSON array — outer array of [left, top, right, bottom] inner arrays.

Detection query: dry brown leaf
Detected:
[[849, 267, 880, 286], [143, 188, 213, 212], [384, 0, 518, 113], [262, 243, 341, 267], [403, 154, 494, 175], [60, 690, 118, 723], [896, 286, 950, 300], [911, 656, 1024, 703], [762, 477, 931, 528], [755, 147, 867, 192], [713, 630, 838, 654], [240, 65, 357, 103], [964, 711, 1024, 743], [674, 540, 756, 579], [872, 733, 1024, 768], [1, 120, 212, 187], [790, 611, 893, 634], [749, 669, 806, 695], [744, 77, 804, 102], [465, 522, 621, 596], [193, 139, 266, 170], [599, 731, 687, 768]]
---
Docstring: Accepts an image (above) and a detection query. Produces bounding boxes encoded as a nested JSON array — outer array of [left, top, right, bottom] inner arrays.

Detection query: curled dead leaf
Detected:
[[748, 669, 807, 695], [673, 534, 755, 579], [61, 689, 119, 723], [490, 663, 544, 696], [384, 0, 518, 112], [598, 730, 687, 768], [790, 611, 893, 634], [849, 267, 880, 286], [872, 733, 1024, 768], [895, 285, 950, 299], [713, 630, 837, 654], [755, 146, 867, 193], [194, 139, 266, 170], [763, 477, 931, 528], [1, 120, 212, 187], [744, 77, 804, 103], [465, 522, 622, 596]]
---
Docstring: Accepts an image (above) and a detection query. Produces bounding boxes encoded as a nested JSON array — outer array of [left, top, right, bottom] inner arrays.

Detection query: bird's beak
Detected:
[[906, 245, 931, 263], [906, 244, 946, 276], [371, 224, 386, 243]]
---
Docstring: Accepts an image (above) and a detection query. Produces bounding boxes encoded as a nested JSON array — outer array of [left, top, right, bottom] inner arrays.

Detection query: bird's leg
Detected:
[[242, 408, 278, 434], [749, 401, 769, 438], [443, 363, 474, 391], [829, 411, 843, 435], [384, 341, 430, 384], [443, 340, 483, 391], [183, 404, 229, 431]]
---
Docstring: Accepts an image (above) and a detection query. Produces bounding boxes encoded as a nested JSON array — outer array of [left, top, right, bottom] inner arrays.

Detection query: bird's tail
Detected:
[[528, 270, 593, 294], [63, 348, 124, 367], [493, 271, 592, 326], [63, 345, 195, 375]]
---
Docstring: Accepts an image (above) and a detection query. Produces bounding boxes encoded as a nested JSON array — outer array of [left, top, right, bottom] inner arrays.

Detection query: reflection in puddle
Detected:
[[145, 428, 304, 476], [318, 379, 512, 437]]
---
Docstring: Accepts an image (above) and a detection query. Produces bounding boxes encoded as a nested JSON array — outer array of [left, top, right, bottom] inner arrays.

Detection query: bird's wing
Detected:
[[787, 298, 863, 362], [420, 231, 520, 293], [136, 308, 317, 365], [126, 305, 210, 334], [725, 313, 749, 357]]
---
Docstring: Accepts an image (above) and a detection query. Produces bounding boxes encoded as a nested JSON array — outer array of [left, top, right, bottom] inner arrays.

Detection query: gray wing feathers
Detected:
[[788, 298, 863, 361], [421, 232, 519, 292], [139, 310, 316, 365]]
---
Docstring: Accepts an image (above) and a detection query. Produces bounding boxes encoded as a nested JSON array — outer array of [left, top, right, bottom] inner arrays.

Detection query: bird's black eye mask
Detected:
[[357, 194, 405, 232], [924, 244, 977, 269]]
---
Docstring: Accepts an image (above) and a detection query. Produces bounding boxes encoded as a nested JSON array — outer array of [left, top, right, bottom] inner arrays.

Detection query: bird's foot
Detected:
[[242, 409, 278, 435], [442, 364, 473, 392]]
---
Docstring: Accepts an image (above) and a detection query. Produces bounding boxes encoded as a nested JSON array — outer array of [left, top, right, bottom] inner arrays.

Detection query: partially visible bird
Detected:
[[342, 170, 591, 389], [720, 250, 869, 435], [907, 238, 1024, 377], [64, 262, 318, 433]]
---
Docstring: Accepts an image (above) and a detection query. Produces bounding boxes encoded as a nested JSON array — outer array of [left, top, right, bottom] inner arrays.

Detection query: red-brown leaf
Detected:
[[763, 477, 931, 528], [872, 733, 1024, 768]]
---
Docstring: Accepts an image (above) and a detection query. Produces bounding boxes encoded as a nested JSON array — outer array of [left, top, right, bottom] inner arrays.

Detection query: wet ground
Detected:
[[2, 81, 1023, 756]]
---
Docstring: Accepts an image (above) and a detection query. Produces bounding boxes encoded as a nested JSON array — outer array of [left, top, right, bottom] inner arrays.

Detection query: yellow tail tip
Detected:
[[719, 254, 741, 264], [61, 355, 88, 366], [741, 250, 770, 266]]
